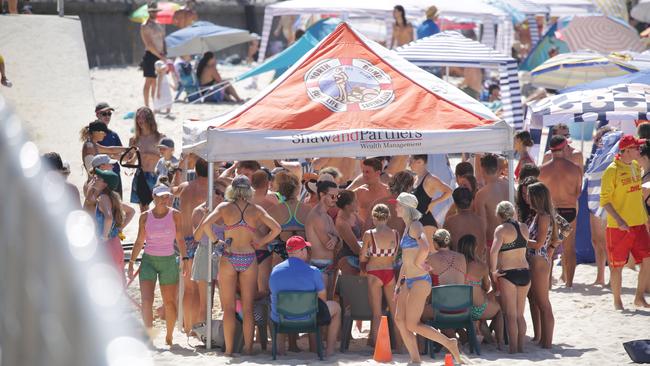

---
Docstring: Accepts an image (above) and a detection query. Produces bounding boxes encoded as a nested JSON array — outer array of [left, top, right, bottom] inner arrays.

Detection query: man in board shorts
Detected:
[[600, 135, 650, 310], [140, 2, 166, 107]]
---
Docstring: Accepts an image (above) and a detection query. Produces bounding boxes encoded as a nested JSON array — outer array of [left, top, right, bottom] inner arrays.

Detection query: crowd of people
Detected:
[[37, 100, 650, 362]]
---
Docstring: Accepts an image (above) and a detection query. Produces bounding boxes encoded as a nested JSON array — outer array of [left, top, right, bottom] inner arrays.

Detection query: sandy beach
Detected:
[[84, 66, 650, 366], [4, 60, 645, 365]]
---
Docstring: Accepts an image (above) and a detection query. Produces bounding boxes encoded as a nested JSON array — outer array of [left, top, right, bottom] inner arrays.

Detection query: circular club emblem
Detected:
[[304, 58, 394, 113]]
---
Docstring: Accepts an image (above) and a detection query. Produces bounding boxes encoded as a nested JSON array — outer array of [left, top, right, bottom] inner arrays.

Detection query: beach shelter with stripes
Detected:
[[396, 31, 524, 129], [183, 23, 512, 162]]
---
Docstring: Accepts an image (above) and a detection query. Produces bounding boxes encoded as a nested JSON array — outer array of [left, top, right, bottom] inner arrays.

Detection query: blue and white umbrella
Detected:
[[166, 21, 256, 58]]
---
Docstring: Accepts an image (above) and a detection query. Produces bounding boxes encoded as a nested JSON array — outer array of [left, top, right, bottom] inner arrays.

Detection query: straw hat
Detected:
[[426, 5, 439, 19]]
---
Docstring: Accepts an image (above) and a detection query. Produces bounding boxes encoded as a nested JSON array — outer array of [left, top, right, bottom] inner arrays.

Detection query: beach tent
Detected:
[[184, 23, 513, 345], [560, 69, 650, 94], [184, 23, 512, 161], [165, 21, 256, 58], [519, 19, 570, 71], [499, 0, 550, 47], [235, 18, 340, 82], [396, 31, 524, 129], [257, 0, 512, 63]]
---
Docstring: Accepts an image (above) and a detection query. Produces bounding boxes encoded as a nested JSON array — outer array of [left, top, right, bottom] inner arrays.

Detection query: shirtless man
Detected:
[[305, 180, 340, 299], [177, 157, 209, 334], [409, 154, 453, 247], [140, 3, 167, 107], [539, 135, 583, 288], [474, 153, 509, 267], [542, 123, 584, 170], [251, 169, 278, 299], [444, 187, 487, 259], [353, 158, 391, 223], [219, 160, 261, 183]]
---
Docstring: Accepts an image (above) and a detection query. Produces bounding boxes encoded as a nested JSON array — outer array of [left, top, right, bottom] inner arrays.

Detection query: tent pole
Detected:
[[507, 150, 515, 203], [445, 66, 449, 82], [206, 162, 215, 349]]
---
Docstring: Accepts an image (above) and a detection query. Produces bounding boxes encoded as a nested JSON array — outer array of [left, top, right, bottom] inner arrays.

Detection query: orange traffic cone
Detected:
[[373, 315, 392, 362], [444, 353, 454, 366]]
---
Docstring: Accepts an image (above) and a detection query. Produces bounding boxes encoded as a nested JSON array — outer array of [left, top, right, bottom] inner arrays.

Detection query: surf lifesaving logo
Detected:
[[304, 58, 394, 113]]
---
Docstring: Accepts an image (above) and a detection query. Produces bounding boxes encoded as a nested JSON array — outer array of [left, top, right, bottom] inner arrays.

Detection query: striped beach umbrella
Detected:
[[130, 2, 181, 25], [560, 15, 646, 53], [531, 51, 638, 90]]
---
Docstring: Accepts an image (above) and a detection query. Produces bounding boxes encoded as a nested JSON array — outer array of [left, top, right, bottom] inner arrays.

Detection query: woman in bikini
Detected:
[[90, 169, 135, 282], [526, 183, 557, 349], [335, 190, 363, 275], [490, 201, 530, 354], [514, 130, 535, 181], [194, 175, 281, 355], [458, 234, 503, 348], [196, 51, 243, 103], [128, 107, 164, 211], [393, 193, 461, 364], [128, 185, 189, 346], [359, 204, 400, 346], [391, 5, 413, 49]]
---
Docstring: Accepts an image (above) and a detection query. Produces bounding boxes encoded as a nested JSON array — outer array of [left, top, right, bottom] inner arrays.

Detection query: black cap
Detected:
[[95, 102, 114, 113], [88, 121, 109, 133], [157, 137, 175, 149]]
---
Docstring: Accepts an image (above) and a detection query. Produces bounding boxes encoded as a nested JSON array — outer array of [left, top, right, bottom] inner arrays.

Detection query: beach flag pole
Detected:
[[206, 162, 215, 349]]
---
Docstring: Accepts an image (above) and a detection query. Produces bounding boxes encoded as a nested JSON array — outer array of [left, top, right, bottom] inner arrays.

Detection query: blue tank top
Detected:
[[400, 224, 419, 249], [95, 206, 119, 239]]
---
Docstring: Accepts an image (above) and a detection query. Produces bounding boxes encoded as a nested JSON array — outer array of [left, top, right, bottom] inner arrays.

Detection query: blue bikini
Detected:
[[400, 224, 432, 289]]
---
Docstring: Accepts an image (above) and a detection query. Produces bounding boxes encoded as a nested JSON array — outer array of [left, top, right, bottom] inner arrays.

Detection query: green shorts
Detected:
[[139, 253, 179, 285]]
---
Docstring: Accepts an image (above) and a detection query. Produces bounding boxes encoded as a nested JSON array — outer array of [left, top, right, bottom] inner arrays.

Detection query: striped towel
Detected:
[[585, 130, 623, 216]]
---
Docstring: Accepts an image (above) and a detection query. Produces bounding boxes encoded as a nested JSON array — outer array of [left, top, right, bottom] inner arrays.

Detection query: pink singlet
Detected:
[[144, 209, 176, 256]]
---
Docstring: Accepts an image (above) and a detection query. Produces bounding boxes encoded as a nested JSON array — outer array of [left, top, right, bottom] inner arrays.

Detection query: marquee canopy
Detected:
[[183, 23, 512, 162], [396, 31, 524, 129]]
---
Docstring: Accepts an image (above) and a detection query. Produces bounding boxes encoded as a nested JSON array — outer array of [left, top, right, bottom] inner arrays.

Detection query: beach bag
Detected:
[[120, 147, 153, 206], [623, 340, 650, 363], [555, 213, 572, 241], [192, 319, 243, 352]]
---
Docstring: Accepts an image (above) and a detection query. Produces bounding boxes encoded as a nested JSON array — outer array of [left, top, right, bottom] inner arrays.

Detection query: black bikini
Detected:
[[499, 219, 531, 287], [413, 173, 438, 228]]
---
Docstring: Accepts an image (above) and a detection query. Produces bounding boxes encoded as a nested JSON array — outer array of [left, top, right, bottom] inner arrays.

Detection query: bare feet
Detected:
[[1, 77, 11, 87], [614, 300, 625, 311], [633, 298, 650, 308], [447, 338, 463, 364], [165, 335, 173, 346]]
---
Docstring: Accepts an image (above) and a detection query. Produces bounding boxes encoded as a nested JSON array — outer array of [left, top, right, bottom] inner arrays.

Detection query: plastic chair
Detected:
[[338, 275, 398, 352], [427, 285, 480, 357], [271, 291, 322, 360]]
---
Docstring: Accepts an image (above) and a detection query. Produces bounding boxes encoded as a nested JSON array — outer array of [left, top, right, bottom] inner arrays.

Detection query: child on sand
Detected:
[[153, 60, 173, 114]]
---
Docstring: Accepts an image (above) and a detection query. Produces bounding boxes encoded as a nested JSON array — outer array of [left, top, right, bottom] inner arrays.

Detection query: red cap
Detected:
[[619, 135, 647, 150], [286, 236, 311, 253]]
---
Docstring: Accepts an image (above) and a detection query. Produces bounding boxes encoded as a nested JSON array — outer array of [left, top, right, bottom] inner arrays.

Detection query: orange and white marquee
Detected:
[[183, 23, 513, 162]]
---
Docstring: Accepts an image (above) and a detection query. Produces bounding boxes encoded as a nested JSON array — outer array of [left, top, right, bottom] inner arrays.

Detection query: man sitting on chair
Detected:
[[269, 236, 341, 357]]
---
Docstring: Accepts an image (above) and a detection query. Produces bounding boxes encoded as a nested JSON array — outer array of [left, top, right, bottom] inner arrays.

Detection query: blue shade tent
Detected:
[[235, 18, 340, 82], [166, 21, 255, 58], [519, 19, 570, 71], [560, 69, 650, 94]]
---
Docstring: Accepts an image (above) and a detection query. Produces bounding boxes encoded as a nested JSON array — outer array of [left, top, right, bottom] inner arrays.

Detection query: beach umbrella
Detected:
[[592, 0, 628, 21], [129, 2, 181, 25], [559, 15, 646, 53], [165, 21, 255, 58], [631, 0, 650, 23], [529, 83, 650, 125], [560, 69, 650, 94], [530, 51, 638, 90]]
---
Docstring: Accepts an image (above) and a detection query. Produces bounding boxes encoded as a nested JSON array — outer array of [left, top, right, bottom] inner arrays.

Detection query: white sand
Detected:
[[14, 61, 650, 365]]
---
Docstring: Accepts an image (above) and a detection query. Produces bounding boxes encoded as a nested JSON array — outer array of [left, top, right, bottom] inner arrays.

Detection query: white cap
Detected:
[[152, 185, 172, 197], [91, 154, 118, 168]]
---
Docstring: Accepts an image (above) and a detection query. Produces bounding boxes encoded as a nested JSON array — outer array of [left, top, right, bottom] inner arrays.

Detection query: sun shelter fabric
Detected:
[[530, 51, 638, 90], [165, 21, 255, 58], [592, 0, 628, 22], [560, 69, 650, 94], [257, 0, 511, 63], [520, 20, 571, 71], [632, 0, 650, 23], [183, 23, 510, 161], [235, 18, 340, 81], [585, 130, 623, 217], [559, 16, 646, 54], [396, 31, 523, 129]]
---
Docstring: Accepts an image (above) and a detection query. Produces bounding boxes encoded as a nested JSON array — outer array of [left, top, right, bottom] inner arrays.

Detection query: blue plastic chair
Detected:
[[271, 291, 323, 360], [427, 285, 480, 357]]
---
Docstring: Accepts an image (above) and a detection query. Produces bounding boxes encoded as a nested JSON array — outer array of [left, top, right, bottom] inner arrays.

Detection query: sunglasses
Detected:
[[100, 111, 112, 117]]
